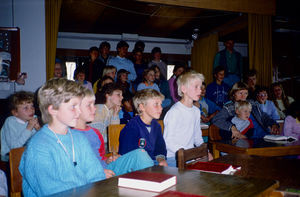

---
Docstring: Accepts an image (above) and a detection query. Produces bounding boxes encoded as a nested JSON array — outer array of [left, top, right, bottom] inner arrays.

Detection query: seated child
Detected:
[[231, 101, 254, 139], [19, 78, 106, 196], [194, 82, 220, 125], [283, 101, 300, 140], [119, 93, 135, 124], [93, 65, 117, 93], [116, 69, 133, 95], [163, 71, 213, 167], [96, 75, 114, 93], [256, 87, 280, 121], [119, 89, 168, 166], [1, 91, 40, 161], [74, 66, 93, 91], [91, 83, 122, 144], [137, 68, 160, 92], [0, 170, 7, 197], [75, 88, 153, 178]]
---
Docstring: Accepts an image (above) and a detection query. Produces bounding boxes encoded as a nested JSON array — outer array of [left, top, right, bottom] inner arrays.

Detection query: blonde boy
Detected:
[[19, 78, 106, 196], [75, 88, 153, 178], [163, 71, 212, 167], [119, 89, 168, 166], [1, 91, 40, 161]]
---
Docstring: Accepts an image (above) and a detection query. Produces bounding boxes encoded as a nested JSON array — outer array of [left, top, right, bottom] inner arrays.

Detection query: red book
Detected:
[[118, 171, 177, 192], [155, 191, 205, 197], [187, 162, 240, 174]]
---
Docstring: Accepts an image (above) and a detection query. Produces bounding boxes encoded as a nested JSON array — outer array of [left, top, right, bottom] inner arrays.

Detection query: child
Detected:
[[96, 75, 114, 93], [153, 65, 172, 108], [93, 65, 117, 93], [137, 68, 160, 92], [163, 71, 212, 167], [75, 88, 153, 178], [119, 89, 168, 166], [256, 87, 280, 121], [19, 78, 106, 196], [283, 101, 300, 140], [0, 170, 7, 197], [119, 93, 135, 124], [1, 91, 40, 161], [206, 66, 230, 107], [231, 101, 254, 139], [194, 82, 220, 124], [91, 83, 122, 145], [168, 64, 185, 103], [74, 66, 93, 91], [116, 69, 132, 95]]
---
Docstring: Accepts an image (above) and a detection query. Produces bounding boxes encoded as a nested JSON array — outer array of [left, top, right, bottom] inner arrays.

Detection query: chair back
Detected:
[[177, 143, 208, 170], [208, 124, 222, 141], [9, 147, 25, 197], [108, 120, 164, 153]]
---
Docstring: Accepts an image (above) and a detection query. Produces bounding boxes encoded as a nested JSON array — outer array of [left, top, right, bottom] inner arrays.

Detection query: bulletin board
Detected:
[[0, 27, 20, 81]]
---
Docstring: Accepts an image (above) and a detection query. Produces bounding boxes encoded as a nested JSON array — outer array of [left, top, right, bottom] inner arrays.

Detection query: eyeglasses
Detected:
[[258, 93, 267, 97]]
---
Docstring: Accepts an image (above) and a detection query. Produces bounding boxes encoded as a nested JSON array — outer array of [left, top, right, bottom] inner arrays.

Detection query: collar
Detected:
[[15, 117, 27, 124]]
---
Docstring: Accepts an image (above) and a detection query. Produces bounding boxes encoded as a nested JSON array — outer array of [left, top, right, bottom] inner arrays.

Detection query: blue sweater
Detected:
[[206, 81, 230, 107], [257, 100, 280, 120], [108, 56, 137, 81], [19, 125, 105, 196], [119, 116, 167, 160]]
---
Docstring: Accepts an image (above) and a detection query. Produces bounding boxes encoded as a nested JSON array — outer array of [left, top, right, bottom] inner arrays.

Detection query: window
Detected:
[[65, 61, 76, 80], [167, 65, 175, 80]]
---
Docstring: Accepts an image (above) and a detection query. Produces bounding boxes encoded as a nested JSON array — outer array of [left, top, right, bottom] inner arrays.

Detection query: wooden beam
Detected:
[[136, 0, 276, 15]]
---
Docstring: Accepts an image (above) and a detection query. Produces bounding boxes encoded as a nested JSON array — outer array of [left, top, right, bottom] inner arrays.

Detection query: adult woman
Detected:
[[270, 82, 294, 119], [212, 82, 279, 139]]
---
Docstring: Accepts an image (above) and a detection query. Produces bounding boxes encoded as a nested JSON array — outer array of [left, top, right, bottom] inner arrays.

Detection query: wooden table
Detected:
[[210, 138, 300, 158], [212, 154, 300, 190], [49, 166, 278, 197]]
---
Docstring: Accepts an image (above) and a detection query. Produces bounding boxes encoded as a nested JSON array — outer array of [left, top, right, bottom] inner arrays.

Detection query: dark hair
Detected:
[[95, 83, 122, 104], [151, 47, 161, 55], [270, 82, 291, 110], [96, 76, 114, 92], [286, 101, 300, 119], [73, 66, 86, 80], [173, 64, 185, 74], [89, 46, 98, 53], [255, 86, 269, 97], [9, 91, 34, 112], [244, 69, 257, 83], [213, 66, 226, 76], [134, 41, 145, 51], [99, 41, 110, 50], [117, 40, 129, 50], [122, 92, 133, 104], [132, 48, 143, 55]]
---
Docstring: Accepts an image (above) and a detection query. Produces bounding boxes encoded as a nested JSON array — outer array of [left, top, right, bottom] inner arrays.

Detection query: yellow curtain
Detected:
[[191, 33, 218, 84], [248, 14, 273, 86], [45, 0, 62, 80]]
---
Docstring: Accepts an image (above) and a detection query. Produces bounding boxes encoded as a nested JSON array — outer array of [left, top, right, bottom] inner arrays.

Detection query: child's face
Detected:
[[234, 90, 248, 101], [54, 63, 63, 78], [145, 71, 155, 83], [140, 97, 163, 120], [120, 73, 128, 83], [134, 51, 143, 62], [79, 96, 96, 122], [200, 85, 206, 97], [108, 90, 123, 106], [90, 50, 99, 61], [118, 47, 128, 57], [153, 52, 161, 60], [123, 100, 133, 112], [154, 68, 160, 79], [174, 67, 184, 77], [273, 85, 282, 99], [107, 71, 116, 79], [215, 70, 225, 82], [100, 46, 110, 56], [53, 97, 82, 128], [12, 102, 35, 122], [247, 75, 257, 88], [236, 107, 251, 121], [101, 79, 114, 88], [257, 91, 268, 104], [76, 72, 85, 82], [182, 79, 202, 102]]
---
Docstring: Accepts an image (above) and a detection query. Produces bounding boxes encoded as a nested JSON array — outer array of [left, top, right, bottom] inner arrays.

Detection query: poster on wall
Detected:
[[0, 51, 11, 81]]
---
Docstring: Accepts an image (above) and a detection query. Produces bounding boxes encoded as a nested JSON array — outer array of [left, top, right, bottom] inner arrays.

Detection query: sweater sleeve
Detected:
[[163, 110, 181, 155], [127, 61, 137, 82], [118, 124, 140, 155], [194, 114, 203, 147], [283, 116, 297, 138], [270, 101, 280, 120], [153, 124, 167, 157], [212, 106, 234, 131]]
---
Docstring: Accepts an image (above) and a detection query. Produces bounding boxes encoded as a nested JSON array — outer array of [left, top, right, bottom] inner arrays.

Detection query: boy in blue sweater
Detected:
[[75, 88, 153, 178], [19, 78, 106, 196], [119, 89, 167, 166], [1, 91, 40, 161]]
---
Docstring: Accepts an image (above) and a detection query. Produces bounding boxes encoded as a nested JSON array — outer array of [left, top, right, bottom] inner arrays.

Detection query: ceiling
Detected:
[[59, 0, 300, 43]]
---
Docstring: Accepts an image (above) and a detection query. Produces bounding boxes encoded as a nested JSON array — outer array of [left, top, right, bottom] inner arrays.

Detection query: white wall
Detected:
[[0, 0, 46, 93]]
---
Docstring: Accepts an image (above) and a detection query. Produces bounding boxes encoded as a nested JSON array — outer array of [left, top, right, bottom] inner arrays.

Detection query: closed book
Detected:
[[155, 191, 205, 197], [187, 162, 240, 174], [264, 135, 297, 142], [118, 171, 177, 193]]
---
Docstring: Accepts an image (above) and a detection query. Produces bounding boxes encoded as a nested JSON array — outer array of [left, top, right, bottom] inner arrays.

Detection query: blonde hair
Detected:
[[102, 66, 117, 77], [229, 82, 248, 101], [83, 87, 95, 98], [38, 78, 85, 124], [133, 89, 164, 114], [234, 100, 252, 111], [177, 71, 205, 97]]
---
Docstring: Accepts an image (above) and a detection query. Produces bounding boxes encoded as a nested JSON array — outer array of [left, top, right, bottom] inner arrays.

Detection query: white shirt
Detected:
[[163, 102, 203, 158]]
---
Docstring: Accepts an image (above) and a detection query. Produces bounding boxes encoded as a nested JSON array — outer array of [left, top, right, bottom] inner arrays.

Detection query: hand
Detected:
[[34, 119, 41, 130], [106, 154, 120, 164], [270, 124, 280, 135], [104, 169, 115, 178], [158, 159, 168, 167], [201, 116, 209, 123], [27, 117, 39, 131], [231, 126, 247, 140]]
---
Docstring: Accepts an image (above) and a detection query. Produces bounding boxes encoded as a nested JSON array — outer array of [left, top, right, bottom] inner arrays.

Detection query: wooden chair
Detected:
[[9, 147, 25, 197], [208, 124, 221, 141], [177, 143, 208, 170], [107, 120, 164, 154]]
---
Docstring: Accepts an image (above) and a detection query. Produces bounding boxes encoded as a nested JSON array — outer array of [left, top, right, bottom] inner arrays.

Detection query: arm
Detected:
[[270, 101, 280, 120], [194, 115, 204, 147], [127, 61, 137, 81], [163, 111, 181, 155], [211, 106, 234, 131]]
